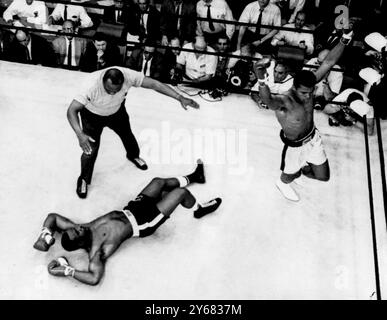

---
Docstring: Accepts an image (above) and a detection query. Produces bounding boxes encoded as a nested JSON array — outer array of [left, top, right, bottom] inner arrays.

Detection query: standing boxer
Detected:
[[253, 28, 354, 201]]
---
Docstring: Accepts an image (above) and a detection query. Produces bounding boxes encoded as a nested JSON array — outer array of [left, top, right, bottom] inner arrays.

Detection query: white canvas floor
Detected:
[[0, 61, 387, 300]]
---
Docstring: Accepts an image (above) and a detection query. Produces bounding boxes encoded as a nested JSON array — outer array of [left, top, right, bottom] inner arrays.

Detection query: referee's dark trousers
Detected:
[[79, 101, 140, 184]]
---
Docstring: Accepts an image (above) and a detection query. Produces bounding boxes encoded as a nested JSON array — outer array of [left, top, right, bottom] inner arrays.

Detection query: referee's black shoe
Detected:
[[128, 157, 148, 170], [76, 176, 88, 199]]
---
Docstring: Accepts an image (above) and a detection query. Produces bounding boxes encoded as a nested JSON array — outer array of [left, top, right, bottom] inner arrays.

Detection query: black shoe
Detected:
[[129, 157, 148, 170], [76, 177, 88, 199], [187, 159, 205, 184], [194, 198, 222, 219]]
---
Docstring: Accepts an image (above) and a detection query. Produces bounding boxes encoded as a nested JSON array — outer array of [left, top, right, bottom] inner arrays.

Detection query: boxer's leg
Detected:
[[305, 160, 330, 182], [156, 188, 196, 217], [138, 160, 206, 200], [155, 187, 221, 219]]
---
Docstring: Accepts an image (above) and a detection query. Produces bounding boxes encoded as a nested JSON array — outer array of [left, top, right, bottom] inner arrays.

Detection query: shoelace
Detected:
[[80, 180, 87, 193], [135, 158, 146, 166], [201, 199, 218, 208]]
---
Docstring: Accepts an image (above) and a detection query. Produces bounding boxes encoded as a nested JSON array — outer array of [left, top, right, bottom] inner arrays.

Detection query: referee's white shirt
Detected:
[[75, 67, 145, 116]]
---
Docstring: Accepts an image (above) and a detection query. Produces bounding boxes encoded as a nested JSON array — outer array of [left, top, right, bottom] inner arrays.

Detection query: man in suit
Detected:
[[160, 0, 197, 46], [103, 0, 134, 24], [125, 40, 164, 81], [126, 0, 161, 42], [0, 29, 14, 61], [79, 33, 122, 72], [52, 20, 88, 70], [8, 29, 55, 66], [163, 37, 183, 83]]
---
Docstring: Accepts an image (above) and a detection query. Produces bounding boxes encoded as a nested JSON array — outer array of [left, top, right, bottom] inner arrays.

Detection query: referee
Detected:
[[67, 66, 199, 198]]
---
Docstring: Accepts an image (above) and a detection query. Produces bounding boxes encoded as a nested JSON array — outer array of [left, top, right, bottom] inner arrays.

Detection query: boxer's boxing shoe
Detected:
[[276, 179, 300, 202], [194, 198, 222, 219], [187, 159, 206, 184]]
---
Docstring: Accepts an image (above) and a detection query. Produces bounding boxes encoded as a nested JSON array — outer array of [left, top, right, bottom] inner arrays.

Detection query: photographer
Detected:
[[363, 32, 387, 119], [324, 89, 375, 135]]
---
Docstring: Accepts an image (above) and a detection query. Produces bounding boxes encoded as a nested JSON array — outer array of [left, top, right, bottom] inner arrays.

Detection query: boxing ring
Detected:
[[0, 61, 386, 299]]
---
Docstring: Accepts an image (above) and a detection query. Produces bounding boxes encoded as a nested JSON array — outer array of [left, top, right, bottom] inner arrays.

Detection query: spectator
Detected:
[[303, 0, 342, 27], [8, 29, 55, 66], [48, 2, 93, 29], [271, 11, 314, 56], [3, 0, 48, 25], [103, 0, 132, 24], [196, 0, 235, 46], [176, 36, 218, 84], [163, 37, 183, 83], [0, 29, 14, 61], [125, 41, 164, 81], [80, 33, 122, 72], [126, 0, 161, 42], [270, 0, 305, 24], [52, 20, 87, 70], [315, 25, 344, 52], [251, 59, 293, 107], [214, 33, 232, 81], [304, 49, 343, 108], [160, 0, 197, 46], [237, 0, 281, 55], [325, 89, 375, 135], [228, 0, 257, 20], [363, 33, 387, 119]]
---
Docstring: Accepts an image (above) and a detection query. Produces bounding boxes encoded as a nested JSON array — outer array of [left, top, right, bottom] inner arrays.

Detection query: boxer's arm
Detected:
[[254, 61, 285, 111], [34, 213, 76, 251], [314, 42, 346, 84], [258, 83, 286, 111], [43, 213, 76, 233], [72, 249, 106, 285], [314, 28, 353, 83]]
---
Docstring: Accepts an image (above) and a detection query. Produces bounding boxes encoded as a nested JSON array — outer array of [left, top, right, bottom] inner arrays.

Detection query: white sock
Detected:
[[176, 176, 189, 187], [192, 201, 200, 211]]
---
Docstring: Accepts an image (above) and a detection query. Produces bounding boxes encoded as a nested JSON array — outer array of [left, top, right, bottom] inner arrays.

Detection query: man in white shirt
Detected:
[[270, 0, 305, 24], [304, 49, 343, 106], [3, 0, 48, 25], [67, 67, 199, 198], [196, 0, 235, 46], [237, 0, 281, 54], [271, 11, 314, 55], [48, 2, 93, 29], [176, 36, 218, 83], [251, 59, 293, 107]]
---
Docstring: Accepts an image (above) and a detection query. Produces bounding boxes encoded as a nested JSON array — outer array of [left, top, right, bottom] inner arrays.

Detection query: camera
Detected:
[[228, 60, 252, 89], [208, 88, 228, 99], [169, 68, 183, 85]]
